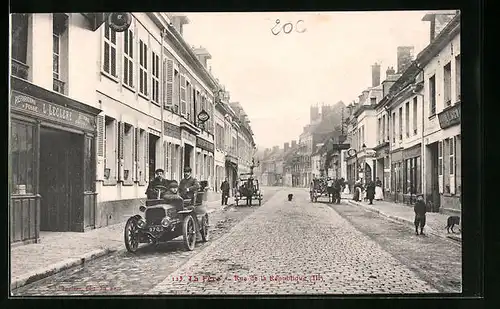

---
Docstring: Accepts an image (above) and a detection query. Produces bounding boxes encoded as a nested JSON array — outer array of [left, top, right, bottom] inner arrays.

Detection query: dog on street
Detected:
[[288, 193, 293, 201], [446, 216, 461, 233]]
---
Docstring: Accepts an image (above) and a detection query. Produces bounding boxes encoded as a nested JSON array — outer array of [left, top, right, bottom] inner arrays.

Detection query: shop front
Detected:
[[390, 148, 403, 203], [374, 142, 390, 195], [402, 143, 422, 205], [196, 136, 215, 191], [10, 77, 100, 244]]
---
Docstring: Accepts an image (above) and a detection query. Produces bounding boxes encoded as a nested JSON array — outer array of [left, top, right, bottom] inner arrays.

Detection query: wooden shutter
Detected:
[[130, 125, 135, 182], [164, 58, 174, 110], [180, 75, 186, 116], [96, 114, 105, 181], [118, 121, 124, 182], [145, 132, 149, 182], [180, 145, 184, 180], [135, 127, 140, 182], [438, 140, 443, 193], [450, 137, 456, 194]]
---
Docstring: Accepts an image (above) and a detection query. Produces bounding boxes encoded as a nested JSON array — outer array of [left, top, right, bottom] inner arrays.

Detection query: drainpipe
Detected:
[[160, 29, 166, 170]]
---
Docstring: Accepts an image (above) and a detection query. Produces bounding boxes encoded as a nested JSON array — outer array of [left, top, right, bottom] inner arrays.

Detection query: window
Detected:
[[103, 22, 117, 77], [52, 14, 67, 94], [186, 81, 191, 120], [151, 51, 159, 103], [11, 14, 29, 64], [399, 107, 403, 140], [377, 117, 381, 144], [11, 121, 35, 195], [392, 113, 396, 143], [405, 102, 410, 137], [455, 55, 461, 101], [104, 116, 117, 182], [139, 40, 148, 96], [123, 123, 134, 182], [413, 97, 418, 135], [123, 27, 134, 88], [173, 70, 180, 112], [429, 75, 436, 115], [444, 62, 452, 106], [180, 75, 186, 116]]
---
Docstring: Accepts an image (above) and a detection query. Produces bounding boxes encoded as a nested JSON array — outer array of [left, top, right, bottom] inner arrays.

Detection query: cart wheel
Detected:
[[200, 214, 209, 242], [182, 215, 196, 251], [124, 217, 140, 253]]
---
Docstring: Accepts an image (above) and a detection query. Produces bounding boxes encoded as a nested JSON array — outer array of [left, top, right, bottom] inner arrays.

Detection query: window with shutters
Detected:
[[429, 75, 436, 116], [139, 40, 148, 96], [102, 22, 117, 78], [180, 75, 186, 116], [123, 26, 134, 88], [151, 51, 159, 104], [186, 80, 191, 120], [104, 116, 117, 182], [413, 97, 418, 135], [444, 62, 451, 107], [10, 120, 35, 195], [398, 107, 403, 140], [449, 137, 455, 194], [377, 117, 381, 145], [123, 123, 134, 183], [173, 69, 180, 113]]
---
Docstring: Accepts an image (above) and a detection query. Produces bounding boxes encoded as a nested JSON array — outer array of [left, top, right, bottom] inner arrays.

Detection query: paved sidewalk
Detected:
[[10, 198, 233, 291], [341, 194, 462, 243]]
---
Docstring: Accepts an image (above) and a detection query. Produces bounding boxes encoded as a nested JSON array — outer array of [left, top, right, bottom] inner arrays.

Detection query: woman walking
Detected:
[[366, 180, 376, 205], [352, 179, 363, 202], [374, 177, 384, 201]]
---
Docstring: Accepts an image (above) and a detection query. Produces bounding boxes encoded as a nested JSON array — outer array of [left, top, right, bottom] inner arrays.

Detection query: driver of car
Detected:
[[145, 168, 171, 199]]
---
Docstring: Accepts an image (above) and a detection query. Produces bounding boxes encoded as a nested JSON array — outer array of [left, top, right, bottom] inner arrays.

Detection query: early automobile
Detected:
[[234, 174, 263, 206], [124, 184, 209, 253], [310, 177, 329, 203]]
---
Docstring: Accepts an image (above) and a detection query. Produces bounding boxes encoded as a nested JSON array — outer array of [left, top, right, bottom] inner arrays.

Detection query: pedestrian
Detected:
[[374, 177, 384, 201], [353, 179, 362, 202], [145, 168, 170, 199], [326, 177, 335, 203], [333, 178, 342, 204], [220, 178, 230, 205], [414, 194, 427, 235], [365, 180, 375, 205]]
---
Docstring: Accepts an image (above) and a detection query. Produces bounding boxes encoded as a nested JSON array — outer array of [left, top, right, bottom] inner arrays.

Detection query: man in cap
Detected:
[[179, 166, 200, 203], [145, 168, 171, 199]]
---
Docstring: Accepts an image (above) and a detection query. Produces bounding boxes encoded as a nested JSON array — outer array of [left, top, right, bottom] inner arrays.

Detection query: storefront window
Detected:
[[415, 157, 421, 194], [11, 121, 35, 195]]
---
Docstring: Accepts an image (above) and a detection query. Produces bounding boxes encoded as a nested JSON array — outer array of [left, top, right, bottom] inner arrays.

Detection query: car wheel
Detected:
[[182, 215, 196, 251], [200, 214, 209, 242], [124, 217, 140, 253]]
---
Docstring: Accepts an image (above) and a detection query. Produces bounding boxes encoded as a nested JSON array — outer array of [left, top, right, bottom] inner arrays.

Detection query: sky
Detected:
[[182, 11, 432, 149]]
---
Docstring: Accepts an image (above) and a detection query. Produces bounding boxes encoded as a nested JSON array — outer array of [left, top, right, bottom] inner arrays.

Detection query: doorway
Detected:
[[149, 133, 159, 180], [184, 144, 193, 169], [429, 143, 441, 212], [39, 127, 83, 232]]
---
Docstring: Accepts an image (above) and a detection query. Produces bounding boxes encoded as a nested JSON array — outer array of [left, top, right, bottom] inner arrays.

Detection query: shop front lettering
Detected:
[[271, 19, 306, 35], [42, 104, 73, 121], [438, 104, 461, 129]]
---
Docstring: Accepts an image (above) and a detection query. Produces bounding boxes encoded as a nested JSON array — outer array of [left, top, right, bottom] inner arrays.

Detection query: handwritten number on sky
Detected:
[[271, 19, 306, 35]]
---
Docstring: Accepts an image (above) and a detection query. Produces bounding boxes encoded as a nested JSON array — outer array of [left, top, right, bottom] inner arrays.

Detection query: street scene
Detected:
[[10, 11, 462, 296]]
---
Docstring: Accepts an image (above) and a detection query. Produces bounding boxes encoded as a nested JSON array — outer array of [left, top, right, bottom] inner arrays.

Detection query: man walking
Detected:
[[414, 194, 427, 235], [220, 178, 230, 206]]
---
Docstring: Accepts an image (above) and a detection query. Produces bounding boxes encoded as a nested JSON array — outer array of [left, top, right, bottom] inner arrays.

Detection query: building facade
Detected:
[[9, 12, 256, 244]]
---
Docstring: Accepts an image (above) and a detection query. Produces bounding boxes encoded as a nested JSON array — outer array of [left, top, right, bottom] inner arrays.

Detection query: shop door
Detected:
[[40, 127, 83, 232], [430, 144, 441, 211]]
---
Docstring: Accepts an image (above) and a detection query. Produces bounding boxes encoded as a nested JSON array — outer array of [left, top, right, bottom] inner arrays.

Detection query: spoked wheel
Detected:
[[182, 215, 197, 251], [124, 217, 140, 253], [200, 214, 209, 242]]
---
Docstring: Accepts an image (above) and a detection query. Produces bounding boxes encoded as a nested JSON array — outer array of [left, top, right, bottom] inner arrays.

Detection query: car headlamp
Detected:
[[137, 218, 147, 228], [161, 217, 171, 227]]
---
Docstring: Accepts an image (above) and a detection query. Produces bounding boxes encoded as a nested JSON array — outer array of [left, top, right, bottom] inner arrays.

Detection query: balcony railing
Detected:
[[11, 59, 29, 80], [53, 78, 65, 94]]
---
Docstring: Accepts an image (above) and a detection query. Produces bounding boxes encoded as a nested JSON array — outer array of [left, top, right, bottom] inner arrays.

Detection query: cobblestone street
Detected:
[[11, 188, 282, 296], [148, 188, 438, 295]]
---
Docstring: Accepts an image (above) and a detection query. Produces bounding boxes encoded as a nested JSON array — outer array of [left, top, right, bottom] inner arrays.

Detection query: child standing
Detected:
[[414, 194, 427, 235]]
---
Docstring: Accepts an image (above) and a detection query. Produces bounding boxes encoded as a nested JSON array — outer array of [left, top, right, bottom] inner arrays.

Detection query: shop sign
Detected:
[[11, 91, 96, 131], [403, 144, 422, 159], [438, 103, 461, 129], [107, 13, 132, 32], [391, 150, 403, 162], [164, 122, 181, 139], [196, 136, 214, 153], [181, 129, 196, 145]]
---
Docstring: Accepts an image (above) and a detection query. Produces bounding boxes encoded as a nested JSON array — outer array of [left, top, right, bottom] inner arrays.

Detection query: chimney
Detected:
[[192, 46, 212, 68], [422, 11, 457, 42], [372, 63, 381, 87], [386, 66, 396, 78], [284, 142, 290, 153], [397, 46, 414, 74], [382, 68, 401, 97], [291, 140, 297, 148], [170, 15, 190, 36]]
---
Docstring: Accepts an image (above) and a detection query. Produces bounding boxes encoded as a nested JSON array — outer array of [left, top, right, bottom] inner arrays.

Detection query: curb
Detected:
[[11, 247, 117, 291], [346, 200, 461, 244]]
